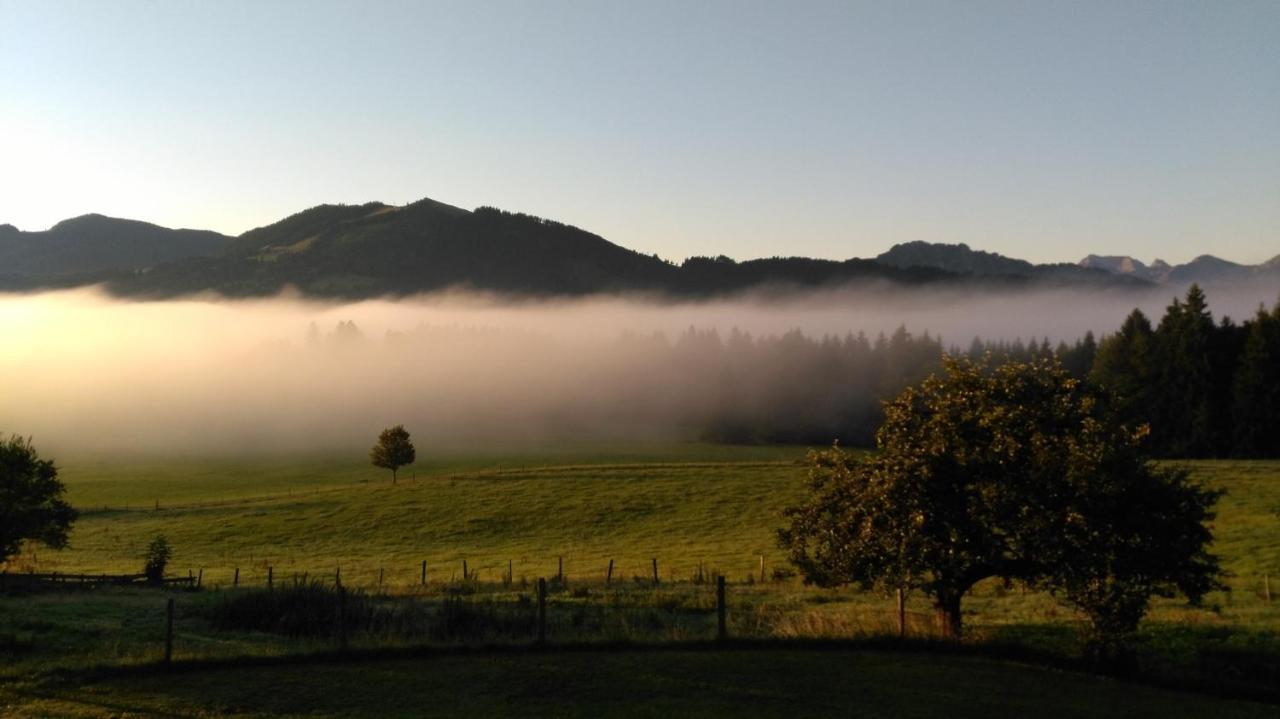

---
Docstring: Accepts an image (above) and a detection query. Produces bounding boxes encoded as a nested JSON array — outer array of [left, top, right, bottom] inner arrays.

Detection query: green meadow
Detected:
[[2, 444, 1278, 716]]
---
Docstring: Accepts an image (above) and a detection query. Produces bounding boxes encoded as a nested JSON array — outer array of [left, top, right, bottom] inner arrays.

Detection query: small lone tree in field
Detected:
[[370, 425, 415, 484], [0, 435, 77, 566], [143, 535, 172, 585], [779, 356, 1222, 651]]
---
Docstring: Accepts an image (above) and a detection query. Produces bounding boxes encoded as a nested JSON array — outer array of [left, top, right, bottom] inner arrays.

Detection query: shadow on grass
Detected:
[[25, 635, 1279, 709]]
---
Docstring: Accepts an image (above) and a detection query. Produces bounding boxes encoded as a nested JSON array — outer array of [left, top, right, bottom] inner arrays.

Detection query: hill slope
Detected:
[[0, 214, 230, 280], [103, 199, 959, 298], [110, 199, 682, 297]]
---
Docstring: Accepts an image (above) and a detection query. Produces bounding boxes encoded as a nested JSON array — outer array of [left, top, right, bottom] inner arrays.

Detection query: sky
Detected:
[[1, 0, 1277, 265]]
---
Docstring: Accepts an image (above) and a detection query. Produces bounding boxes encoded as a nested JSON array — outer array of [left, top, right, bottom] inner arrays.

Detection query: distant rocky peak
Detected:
[[1079, 255, 1147, 275]]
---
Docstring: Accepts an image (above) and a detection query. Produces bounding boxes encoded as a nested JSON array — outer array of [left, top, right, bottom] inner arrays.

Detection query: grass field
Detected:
[[33, 445, 810, 585], [4, 648, 1277, 718], [2, 444, 1278, 715]]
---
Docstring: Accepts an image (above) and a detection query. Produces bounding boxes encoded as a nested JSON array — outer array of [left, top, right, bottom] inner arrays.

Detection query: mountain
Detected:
[[1078, 253, 1280, 287], [1078, 255, 1171, 282], [877, 242, 1144, 286], [0, 214, 230, 280], [876, 241, 1035, 276], [110, 199, 682, 297], [100, 200, 960, 298], [1, 199, 1171, 299]]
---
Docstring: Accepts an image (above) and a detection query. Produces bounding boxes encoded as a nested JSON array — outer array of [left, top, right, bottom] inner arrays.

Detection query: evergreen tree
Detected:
[[1090, 309, 1155, 431], [1232, 302, 1280, 456], [1151, 286, 1217, 456]]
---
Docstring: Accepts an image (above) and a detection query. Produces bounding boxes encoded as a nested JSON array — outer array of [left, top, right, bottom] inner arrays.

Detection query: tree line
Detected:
[[1089, 285, 1280, 458], [687, 285, 1277, 458]]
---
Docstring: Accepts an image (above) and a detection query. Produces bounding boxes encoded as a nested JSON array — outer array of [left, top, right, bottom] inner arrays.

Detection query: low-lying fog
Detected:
[[0, 283, 1273, 455]]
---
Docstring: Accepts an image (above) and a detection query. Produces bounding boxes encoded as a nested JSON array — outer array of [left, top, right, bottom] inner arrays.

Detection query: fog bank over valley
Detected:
[[0, 282, 1273, 455]]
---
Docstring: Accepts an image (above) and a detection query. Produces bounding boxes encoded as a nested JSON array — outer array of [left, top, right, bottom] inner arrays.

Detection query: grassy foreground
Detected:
[[3, 648, 1277, 718], [1, 445, 1278, 715]]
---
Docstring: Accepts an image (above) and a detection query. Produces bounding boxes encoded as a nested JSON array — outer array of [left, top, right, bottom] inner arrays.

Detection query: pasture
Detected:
[[1, 444, 1278, 716]]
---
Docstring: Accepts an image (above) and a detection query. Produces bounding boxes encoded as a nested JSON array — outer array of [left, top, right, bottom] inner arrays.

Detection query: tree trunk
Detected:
[[934, 592, 963, 639]]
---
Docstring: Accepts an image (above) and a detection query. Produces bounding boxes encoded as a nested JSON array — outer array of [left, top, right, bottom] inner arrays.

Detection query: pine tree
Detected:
[[1232, 302, 1280, 456], [1090, 309, 1155, 432], [1152, 286, 1217, 456]]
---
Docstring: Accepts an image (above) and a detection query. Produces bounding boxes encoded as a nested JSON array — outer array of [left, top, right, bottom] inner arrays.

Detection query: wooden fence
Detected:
[[0, 571, 197, 592]]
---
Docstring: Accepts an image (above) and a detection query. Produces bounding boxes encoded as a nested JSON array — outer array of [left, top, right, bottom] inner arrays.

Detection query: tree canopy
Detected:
[[778, 356, 1222, 650], [370, 425, 415, 483], [0, 435, 77, 564]]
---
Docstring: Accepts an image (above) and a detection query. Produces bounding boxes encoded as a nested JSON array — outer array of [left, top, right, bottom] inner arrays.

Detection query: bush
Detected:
[[143, 536, 172, 584], [429, 597, 535, 641], [205, 583, 536, 642], [206, 582, 385, 638]]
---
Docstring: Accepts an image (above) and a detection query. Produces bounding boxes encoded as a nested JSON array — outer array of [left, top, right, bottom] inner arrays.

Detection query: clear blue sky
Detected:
[[2, 0, 1276, 264]]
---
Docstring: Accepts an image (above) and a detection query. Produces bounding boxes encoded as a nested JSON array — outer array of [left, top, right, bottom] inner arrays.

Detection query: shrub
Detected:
[[205, 583, 536, 642], [143, 536, 172, 585]]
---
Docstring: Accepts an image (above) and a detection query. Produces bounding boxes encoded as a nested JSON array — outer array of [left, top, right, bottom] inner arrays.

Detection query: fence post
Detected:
[[717, 575, 727, 641], [233, 567, 239, 587], [606, 559, 614, 585], [378, 568, 384, 587], [421, 560, 427, 586], [759, 555, 765, 583], [164, 597, 174, 666], [507, 559, 513, 587], [652, 558, 659, 585], [335, 566, 341, 588], [897, 588, 906, 638], [268, 566, 273, 588], [197, 568, 203, 589], [537, 577, 547, 646], [337, 585, 348, 653]]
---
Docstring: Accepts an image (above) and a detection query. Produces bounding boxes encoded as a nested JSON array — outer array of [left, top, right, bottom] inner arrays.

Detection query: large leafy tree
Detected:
[[779, 356, 1222, 648], [370, 425, 415, 484], [0, 435, 77, 564]]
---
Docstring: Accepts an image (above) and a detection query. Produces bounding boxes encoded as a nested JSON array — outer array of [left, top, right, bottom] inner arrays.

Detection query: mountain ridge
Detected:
[[2, 198, 1275, 298], [0, 214, 230, 279], [1078, 252, 1278, 286]]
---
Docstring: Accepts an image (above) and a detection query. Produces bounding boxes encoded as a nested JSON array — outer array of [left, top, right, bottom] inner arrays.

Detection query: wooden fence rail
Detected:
[[0, 571, 197, 591]]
